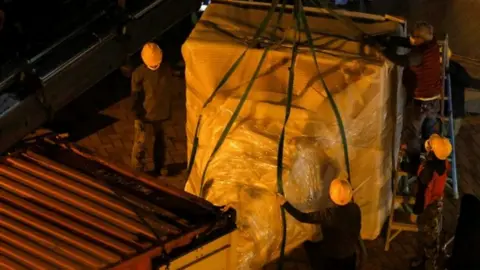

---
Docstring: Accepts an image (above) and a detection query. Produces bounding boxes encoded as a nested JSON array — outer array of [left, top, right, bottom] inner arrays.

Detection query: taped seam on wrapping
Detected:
[[276, 1, 297, 268]]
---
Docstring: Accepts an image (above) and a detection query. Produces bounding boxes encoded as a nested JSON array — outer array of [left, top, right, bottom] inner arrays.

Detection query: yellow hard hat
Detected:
[[329, 178, 353, 206], [141, 42, 163, 70], [424, 134, 452, 160]]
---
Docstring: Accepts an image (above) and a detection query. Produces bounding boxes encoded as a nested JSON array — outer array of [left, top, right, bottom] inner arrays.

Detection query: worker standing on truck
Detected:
[[365, 21, 442, 175], [131, 42, 171, 176], [276, 178, 361, 270], [410, 134, 452, 270]]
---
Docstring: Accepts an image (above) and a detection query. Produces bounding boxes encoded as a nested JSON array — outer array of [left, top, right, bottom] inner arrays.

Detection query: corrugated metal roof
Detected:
[[0, 137, 225, 269]]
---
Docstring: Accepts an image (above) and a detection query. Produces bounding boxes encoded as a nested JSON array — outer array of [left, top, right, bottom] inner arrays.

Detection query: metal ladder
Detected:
[[439, 35, 460, 200], [384, 36, 459, 251], [384, 169, 418, 251]]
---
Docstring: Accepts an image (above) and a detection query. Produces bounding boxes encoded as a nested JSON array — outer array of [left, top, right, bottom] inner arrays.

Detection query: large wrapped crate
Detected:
[[182, 2, 406, 269]]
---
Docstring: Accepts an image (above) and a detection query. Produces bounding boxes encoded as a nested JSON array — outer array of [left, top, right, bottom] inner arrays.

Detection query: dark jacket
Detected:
[[131, 63, 171, 121], [413, 154, 449, 215], [283, 202, 361, 259], [447, 60, 471, 118]]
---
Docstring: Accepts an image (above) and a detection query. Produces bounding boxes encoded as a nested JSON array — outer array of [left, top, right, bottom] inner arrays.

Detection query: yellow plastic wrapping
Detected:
[[182, 3, 405, 269]]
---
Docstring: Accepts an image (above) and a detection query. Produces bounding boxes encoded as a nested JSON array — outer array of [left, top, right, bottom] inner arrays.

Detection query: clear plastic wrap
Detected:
[[182, 3, 405, 269]]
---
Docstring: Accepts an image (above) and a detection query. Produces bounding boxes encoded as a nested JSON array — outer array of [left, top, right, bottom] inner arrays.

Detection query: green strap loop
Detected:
[[186, 0, 281, 181], [186, 49, 248, 176]]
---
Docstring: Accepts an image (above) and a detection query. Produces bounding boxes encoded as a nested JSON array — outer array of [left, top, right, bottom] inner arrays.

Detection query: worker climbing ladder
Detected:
[[384, 35, 459, 251]]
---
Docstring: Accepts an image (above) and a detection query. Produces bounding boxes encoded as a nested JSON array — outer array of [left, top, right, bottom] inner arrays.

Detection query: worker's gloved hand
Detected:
[[362, 35, 390, 48], [221, 204, 234, 212]]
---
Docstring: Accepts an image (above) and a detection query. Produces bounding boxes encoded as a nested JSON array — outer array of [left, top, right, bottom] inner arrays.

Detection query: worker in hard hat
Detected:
[[410, 134, 452, 270], [131, 42, 172, 176], [365, 21, 442, 175], [276, 178, 361, 270]]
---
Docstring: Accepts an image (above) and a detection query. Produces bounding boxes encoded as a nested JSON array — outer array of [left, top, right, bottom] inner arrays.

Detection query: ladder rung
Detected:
[[395, 196, 416, 205], [390, 221, 419, 232]]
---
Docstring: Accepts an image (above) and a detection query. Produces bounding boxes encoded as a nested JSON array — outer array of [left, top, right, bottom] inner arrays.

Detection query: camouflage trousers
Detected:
[[417, 200, 443, 270], [131, 120, 166, 173]]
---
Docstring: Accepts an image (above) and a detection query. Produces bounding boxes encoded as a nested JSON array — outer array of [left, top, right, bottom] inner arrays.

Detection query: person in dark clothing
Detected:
[[410, 133, 452, 270], [365, 21, 443, 175], [276, 178, 362, 270], [448, 194, 480, 270], [445, 58, 471, 136], [131, 42, 172, 176]]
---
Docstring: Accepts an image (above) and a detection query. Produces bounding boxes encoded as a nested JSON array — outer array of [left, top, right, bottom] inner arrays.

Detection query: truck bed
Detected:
[[0, 136, 235, 269]]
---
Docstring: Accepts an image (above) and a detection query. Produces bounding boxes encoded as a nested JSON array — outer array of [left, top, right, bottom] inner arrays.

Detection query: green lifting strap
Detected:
[[186, 0, 281, 181], [277, 3, 296, 270], [297, 0, 369, 261], [187, 1, 370, 266], [185, 49, 248, 176], [276, 0, 289, 212], [199, 48, 271, 197], [276, 40, 298, 270], [297, 1, 351, 181], [196, 0, 282, 196]]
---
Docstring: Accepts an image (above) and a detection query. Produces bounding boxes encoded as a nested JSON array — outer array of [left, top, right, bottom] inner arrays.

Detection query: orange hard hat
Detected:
[[141, 42, 163, 70], [329, 178, 353, 206], [424, 134, 452, 160]]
